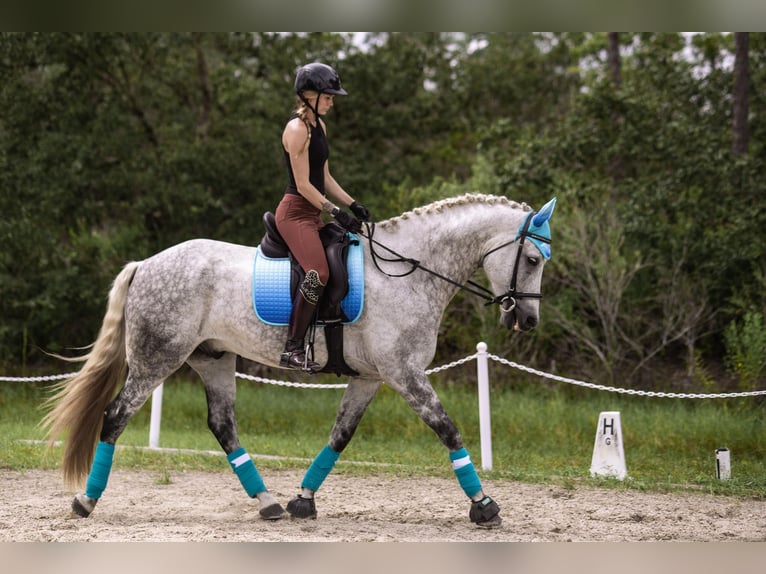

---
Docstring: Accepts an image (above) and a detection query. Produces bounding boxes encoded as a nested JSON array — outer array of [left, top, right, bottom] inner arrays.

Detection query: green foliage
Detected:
[[3, 33, 766, 390], [688, 349, 718, 393], [724, 312, 766, 391], [0, 33, 327, 364], [470, 33, 766, 386]]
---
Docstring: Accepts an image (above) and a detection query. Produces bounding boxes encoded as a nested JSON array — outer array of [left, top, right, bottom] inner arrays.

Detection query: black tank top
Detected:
[[284, 114, 329, 196]]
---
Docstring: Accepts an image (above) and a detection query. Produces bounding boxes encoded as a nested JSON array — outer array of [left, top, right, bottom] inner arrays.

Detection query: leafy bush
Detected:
[[724, 311, 766, 392]]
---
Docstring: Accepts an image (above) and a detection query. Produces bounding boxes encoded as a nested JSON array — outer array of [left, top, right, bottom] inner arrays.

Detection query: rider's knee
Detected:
[[301, 270, 327, 304]]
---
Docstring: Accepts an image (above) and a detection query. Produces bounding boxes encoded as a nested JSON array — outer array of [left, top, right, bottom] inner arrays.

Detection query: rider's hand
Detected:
[[332, 208, 362, 234], [350, 201, 371, 222]]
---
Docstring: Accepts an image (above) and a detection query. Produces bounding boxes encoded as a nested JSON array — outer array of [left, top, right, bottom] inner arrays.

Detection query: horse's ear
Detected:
[[533, 197, 557, 227]]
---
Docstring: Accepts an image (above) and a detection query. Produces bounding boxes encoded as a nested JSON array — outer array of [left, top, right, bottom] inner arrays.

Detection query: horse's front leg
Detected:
[[388, 368, 502, 528], [287, 378, 381, 519]]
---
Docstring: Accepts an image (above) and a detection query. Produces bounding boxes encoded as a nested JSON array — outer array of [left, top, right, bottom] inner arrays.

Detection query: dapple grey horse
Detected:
[[43, 193, 556, 528]]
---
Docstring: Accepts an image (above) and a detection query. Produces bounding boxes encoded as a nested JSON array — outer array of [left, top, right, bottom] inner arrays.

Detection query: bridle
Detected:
[[481, 210, 550, 311], [359, 210, 550, 310]]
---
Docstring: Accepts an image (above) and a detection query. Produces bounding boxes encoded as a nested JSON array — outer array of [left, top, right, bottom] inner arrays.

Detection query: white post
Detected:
[[716, 448, 731, 480], [476, 342, 493, 471], [149, 383, 164, 448]]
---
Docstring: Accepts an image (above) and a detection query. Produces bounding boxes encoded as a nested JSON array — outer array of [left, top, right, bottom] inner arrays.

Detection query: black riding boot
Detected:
[[280, 272, 324, 372]]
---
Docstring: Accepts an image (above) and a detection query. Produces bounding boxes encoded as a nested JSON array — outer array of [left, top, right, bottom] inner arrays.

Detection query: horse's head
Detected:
[[483, 198, 556, 332]]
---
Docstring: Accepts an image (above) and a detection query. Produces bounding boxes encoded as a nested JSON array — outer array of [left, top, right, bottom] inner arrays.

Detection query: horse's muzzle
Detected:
[[501, 308, 538, 332]]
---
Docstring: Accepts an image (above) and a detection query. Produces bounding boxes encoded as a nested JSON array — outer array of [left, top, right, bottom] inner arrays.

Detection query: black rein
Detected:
[[358, 213, 549, 309]]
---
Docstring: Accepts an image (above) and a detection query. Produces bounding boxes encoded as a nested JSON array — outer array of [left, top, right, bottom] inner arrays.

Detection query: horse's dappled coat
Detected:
[[43, 194, 556, 527]]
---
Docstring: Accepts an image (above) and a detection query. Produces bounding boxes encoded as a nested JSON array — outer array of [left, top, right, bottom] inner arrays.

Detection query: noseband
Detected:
[[482, 210, 550, 310], [362, 209, 550, 310]]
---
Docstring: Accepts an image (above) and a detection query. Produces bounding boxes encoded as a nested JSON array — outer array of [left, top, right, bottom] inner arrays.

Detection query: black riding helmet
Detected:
[[294, 62, 348, 96], [295, 63, 347, 119]]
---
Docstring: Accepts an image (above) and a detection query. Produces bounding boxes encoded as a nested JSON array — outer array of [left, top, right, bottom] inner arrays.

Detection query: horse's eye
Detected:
[[527, 256, 539, 266]]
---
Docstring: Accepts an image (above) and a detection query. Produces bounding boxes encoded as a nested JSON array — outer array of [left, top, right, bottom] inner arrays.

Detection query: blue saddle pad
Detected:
[[252, 236, 364, 326]]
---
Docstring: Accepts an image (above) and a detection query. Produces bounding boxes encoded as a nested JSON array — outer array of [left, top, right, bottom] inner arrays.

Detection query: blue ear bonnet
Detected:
[[516, 198, 556, 260]]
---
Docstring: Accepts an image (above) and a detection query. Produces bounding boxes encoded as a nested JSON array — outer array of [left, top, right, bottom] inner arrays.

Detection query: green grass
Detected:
[[1, 374, 764, 498]]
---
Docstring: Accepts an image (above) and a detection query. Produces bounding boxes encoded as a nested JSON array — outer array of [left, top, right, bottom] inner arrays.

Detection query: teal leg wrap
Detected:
[[227, 448, 266, 497], [301, 445, 340, 492], [85, 441, 115, 500], [450, 448, 482, 498]]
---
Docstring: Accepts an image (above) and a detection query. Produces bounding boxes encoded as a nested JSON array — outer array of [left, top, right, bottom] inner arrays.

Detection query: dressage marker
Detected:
[[42, 194, 556, 528], [589, 411, 628, 480]]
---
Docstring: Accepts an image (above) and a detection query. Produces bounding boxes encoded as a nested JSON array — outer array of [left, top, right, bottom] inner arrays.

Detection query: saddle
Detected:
[[260, 212, 357, 322], [257, 212, 361, 376]]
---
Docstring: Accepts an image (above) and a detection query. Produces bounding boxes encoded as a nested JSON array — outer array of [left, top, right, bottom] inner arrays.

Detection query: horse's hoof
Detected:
[[475, 513, 503, 529], [286, 495, 317, 519], [259, 502, 286, 521], [71, 493, 97, 518], [469, 495, 501, 528]]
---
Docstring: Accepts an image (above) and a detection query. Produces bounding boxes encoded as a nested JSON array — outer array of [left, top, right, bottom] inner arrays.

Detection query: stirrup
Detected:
[[280, 349, 320, 372]]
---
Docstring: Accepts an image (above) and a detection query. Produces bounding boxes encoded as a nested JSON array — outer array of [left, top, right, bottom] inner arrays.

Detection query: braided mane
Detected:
[[379, 193, 530, 230]]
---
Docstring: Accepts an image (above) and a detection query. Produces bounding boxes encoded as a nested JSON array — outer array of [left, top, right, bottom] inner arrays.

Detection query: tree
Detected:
[[0, 33, 323, 365], [732, 32, 750, 156], [607, 32, 622, 88], [472, 33, 766, 386], [607, 32, 624, 187], [3, 32, 766, 387]]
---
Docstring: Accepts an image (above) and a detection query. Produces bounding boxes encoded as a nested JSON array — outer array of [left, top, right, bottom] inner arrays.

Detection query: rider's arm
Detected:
[[324, 162, 355, 208]]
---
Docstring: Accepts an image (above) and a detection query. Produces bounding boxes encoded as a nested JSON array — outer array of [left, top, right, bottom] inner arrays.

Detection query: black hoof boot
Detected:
[[71, 493, 97, 518], [469, 495, 502, 528], [286, 495, 317, 519]]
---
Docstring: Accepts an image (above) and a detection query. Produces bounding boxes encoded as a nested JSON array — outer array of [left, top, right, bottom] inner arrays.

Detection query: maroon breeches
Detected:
[[275, 194, 330, 284]]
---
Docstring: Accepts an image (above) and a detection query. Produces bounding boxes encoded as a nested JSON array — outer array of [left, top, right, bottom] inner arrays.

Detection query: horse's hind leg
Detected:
[[287, 378, 381, 519], [187, 351, 285, 520], [71, 372, 162, 517]]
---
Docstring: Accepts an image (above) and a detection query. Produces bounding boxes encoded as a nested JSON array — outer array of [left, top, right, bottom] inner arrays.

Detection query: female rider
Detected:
[[276, 62, 370, 371]]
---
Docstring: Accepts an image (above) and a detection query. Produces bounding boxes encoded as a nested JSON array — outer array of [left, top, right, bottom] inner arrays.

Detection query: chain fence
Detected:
[[1, 349, 764, 398], [485, 354, 766, 399], [5, 345, 764, 470], [0, 373, 72, 383]]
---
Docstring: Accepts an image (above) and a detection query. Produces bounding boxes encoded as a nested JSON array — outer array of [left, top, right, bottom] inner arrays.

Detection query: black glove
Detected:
[[350, 201, 371, 222], [332, 208, 362, 234]]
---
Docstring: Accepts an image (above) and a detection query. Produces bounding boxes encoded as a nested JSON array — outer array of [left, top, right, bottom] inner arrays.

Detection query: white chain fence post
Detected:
[[149, 384, 163, 448], [475, 342, 493, 471]]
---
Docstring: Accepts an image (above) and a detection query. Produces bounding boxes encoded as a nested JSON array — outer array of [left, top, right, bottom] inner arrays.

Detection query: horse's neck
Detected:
[[376, 203, 520, 286]]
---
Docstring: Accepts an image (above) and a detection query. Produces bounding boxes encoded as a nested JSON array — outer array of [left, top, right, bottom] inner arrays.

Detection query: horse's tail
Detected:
[[41, 261, 141, 489]]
